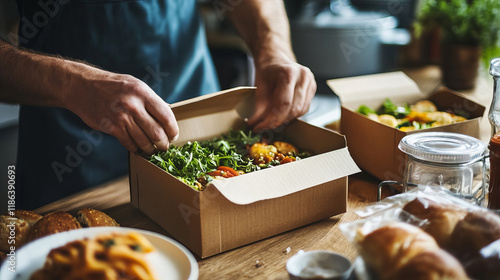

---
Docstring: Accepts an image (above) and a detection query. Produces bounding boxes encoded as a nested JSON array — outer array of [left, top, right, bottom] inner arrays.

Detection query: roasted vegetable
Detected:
[[357, 99, 467, 131], [273, 141, 298, 156], [249, 142, 278, 164]]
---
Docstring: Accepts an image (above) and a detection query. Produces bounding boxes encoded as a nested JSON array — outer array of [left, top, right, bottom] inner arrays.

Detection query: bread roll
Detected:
[[0, 210, 42, 252], [28, 211, 81, 241], [77, 208, 119, 227], [357, 222, 467, 280], [449, 210, 500, 260], [402, 197, 467, 248], [465, 254, 500, 280], [357, 222, 439, 279], [388, 249, 468, 280]]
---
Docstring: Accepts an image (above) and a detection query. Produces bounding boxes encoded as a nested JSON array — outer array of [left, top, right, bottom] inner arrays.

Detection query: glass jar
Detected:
[[398, 132, 486, 203]]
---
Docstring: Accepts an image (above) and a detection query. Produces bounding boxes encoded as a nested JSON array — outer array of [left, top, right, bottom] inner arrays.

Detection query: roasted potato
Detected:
[[273, 141, 298, 156], [249, 143, 277, 164]]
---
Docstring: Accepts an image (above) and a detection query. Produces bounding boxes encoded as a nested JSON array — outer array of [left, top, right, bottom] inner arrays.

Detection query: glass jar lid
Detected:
[[398, 132, 486, 164]]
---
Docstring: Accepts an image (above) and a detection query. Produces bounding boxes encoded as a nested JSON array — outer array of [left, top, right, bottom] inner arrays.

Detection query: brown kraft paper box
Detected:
[[129, 87, 360, 258], [327, 72, 485, 182]]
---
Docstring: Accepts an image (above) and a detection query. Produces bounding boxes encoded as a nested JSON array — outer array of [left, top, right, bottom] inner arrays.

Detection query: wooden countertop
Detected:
[[35, 172, 380, 280], [34, 66, 494, 279]]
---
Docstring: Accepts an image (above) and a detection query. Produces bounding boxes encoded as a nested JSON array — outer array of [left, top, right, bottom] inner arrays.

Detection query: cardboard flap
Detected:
[[327, 72, 423, 106], [428, 86, 486, 119], [209, 147, 360, 205], [171, 87, 256, 121]]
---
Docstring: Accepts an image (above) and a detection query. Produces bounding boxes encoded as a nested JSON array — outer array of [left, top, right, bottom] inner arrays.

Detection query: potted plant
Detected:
[[416, 0, 500, 90]]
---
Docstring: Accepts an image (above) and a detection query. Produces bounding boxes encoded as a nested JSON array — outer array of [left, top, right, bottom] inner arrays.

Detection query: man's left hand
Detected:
[[248, 59, 316, 132]]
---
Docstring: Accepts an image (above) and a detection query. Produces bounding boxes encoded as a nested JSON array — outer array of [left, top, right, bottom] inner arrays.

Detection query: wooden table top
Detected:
[[34, 66, 494, 279], [35, 172, 381, 280]]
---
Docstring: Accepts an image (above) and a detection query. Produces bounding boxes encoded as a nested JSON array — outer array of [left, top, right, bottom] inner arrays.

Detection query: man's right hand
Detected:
[[66, 71, 179, 155]]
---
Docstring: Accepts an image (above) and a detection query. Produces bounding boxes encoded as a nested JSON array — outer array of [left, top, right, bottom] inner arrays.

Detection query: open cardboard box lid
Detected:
[[167, 87, 360, 205], [327, 71, 424, 108]]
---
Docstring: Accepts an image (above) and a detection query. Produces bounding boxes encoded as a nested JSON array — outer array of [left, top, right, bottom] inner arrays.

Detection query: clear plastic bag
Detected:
[[341, 185, 500, 280], [358, 185, 482, 217]]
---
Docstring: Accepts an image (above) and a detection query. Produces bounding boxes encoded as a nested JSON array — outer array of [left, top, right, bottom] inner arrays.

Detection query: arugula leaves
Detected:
[[357, 98, 410, 118], [357, 105, 376, 116], [378, 98, 411, 118], [149, 129, 266, 190]]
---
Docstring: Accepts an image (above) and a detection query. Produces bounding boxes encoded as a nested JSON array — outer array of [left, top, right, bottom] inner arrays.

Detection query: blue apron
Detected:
[[15, 0, 219, 209]]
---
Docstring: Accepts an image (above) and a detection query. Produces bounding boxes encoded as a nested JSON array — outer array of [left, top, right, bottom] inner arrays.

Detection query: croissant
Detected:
[[388, 249, 469, 280], [356, 222, 468, 280], [448, 210, 500, 261], [402, 197, 467, 248]]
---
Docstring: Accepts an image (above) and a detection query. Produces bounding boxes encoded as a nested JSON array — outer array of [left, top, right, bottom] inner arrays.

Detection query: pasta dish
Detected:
[[30, 232, 156, 280]]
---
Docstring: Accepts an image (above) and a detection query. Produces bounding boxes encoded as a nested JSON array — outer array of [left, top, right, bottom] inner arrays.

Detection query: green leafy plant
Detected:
[[416, 0, 500, 64]]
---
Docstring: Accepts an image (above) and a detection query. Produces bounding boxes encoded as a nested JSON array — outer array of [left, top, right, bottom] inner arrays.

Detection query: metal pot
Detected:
[[291, 0, 410, 79]]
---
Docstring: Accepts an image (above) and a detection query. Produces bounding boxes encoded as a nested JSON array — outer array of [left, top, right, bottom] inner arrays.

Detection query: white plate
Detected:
[[0, 227, 198, 280]]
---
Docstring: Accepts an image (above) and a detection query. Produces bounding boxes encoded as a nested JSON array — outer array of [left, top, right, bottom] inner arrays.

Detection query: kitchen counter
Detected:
[[34, 65, 494, 279]]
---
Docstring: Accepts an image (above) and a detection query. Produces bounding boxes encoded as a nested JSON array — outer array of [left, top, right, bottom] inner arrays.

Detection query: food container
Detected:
[[129, 87, 360, 258], [397, 132, 486, 203], [328, 71, 486, 181]]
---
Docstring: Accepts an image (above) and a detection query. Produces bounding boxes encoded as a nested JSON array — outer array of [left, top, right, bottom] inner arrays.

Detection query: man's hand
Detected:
[[248, 59, 316, 132], [224, 0, 317, 132], [65, 71, 179, 155]]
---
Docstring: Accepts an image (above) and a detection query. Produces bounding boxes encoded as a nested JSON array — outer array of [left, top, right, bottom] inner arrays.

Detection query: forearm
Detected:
[[0, 40, 178, 154], [0, 40, 91, 108], [225, 0, 295, 66], [223, 0, 316, 131]]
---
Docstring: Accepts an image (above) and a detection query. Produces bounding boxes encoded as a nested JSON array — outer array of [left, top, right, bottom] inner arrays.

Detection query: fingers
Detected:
[[76, 73, 179, 154], [133, 111, 169, 153], [145, 96, 179, 143], [109, 96, 178, 154], [251, 65, 316, 132], [252, 77, 295, 132], [247, 80, 271, 127], [110, 109, 173, 155], [114, 127, 139, 154], [125, 116, 156, 155], [299, 69, 317, 116], [129, 94, 180, 153]]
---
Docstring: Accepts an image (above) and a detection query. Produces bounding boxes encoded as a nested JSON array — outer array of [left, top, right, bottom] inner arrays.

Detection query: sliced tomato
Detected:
[[207, 170, 223, 177], [280, 157, 295, 164], [217, 166, 239, 177]]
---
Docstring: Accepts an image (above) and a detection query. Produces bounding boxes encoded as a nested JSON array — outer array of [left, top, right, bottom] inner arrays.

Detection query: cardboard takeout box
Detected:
[[129, 87, 360, 258], [327, 72, 485, 182]]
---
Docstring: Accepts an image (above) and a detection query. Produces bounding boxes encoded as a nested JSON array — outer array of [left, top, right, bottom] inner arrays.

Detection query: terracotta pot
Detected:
[[440, 44, 481, 90]]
